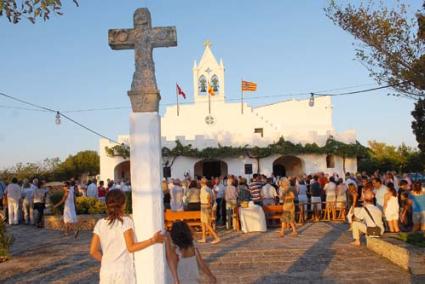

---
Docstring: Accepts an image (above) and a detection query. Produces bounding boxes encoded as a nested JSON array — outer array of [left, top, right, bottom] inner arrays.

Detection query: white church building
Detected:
[[99, 43, 357, 181]]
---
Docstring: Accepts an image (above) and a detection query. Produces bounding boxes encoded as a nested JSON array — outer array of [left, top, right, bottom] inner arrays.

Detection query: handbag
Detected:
[[364, 206, 382, 237]]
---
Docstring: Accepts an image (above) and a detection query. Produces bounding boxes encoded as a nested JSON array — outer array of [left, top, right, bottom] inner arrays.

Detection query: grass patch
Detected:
[[398, 232, 425, 248]]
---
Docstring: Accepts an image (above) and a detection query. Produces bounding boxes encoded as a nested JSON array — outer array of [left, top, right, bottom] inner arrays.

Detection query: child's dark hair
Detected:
[[387, 183, 397, 197], [170, 221, 194, 250], [105, 189, 126, 225]]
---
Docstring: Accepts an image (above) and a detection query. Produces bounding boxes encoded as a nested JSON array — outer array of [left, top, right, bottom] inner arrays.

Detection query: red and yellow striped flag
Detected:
[[241, 80, 257, 92]]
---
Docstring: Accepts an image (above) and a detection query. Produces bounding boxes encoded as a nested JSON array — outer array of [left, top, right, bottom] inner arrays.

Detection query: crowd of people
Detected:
[[1, 171, 424, 283], [0, 178, 49, 228], [0, 177, 130, 233], [162, 171, 425, 244]]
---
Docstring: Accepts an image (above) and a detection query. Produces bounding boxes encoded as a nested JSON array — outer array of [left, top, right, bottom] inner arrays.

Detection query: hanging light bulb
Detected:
[[55, 111, 61, 125], [309, 93, 315, 107]]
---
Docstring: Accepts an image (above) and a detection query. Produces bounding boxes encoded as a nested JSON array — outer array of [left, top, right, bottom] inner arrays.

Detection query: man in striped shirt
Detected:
[[249, 174, 265, 206]]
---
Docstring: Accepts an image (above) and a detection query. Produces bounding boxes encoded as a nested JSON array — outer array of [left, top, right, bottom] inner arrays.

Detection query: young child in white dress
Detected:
[[53, 181, 77, 236], [166, 221, 216, 284], [89, 189, 164, 284]]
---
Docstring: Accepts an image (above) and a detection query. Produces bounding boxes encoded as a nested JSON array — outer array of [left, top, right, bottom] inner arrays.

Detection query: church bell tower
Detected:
[[193, 40, 225, 103]]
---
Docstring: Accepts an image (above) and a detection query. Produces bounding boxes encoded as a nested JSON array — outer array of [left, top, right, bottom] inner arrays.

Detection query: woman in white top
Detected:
[[383, 183, 400, 233], [323, 177, 337, 221], [170, 179, 184, 212], [166, 221, 216, 284], [296, 178, 308, 223], [21, 179, 34, 225], [90, 189, 164, 284], [336, 179, 347, 220], [53, 181, 78, 236]]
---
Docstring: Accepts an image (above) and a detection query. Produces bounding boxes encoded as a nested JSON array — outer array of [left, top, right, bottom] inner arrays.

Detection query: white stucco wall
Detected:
[[99, 137, 129, 182]]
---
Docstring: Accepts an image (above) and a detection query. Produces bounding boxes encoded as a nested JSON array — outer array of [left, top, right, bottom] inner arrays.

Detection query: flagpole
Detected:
[[208, 90, 211, 114], [176, 83, 180, 116], [241, 78, 244, 114]]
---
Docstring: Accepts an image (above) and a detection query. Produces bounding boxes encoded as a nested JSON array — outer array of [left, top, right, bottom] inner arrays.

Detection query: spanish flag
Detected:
[[208, 82, 215, 96], [241, 80, 257, 92]]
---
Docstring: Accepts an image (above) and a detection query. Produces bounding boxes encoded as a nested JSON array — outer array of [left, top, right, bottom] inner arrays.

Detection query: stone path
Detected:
[[0, 222, 423, 283]]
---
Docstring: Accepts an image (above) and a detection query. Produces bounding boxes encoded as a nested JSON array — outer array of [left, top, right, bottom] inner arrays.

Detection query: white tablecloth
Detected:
[[239, 205, 267, 233]]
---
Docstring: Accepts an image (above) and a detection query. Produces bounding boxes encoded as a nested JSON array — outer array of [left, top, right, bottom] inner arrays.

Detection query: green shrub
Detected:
[[398, 232, 425, 248], [0, 218, 14, 261], [87, 198, 106, 215], [76, 197, 106, 215], [50, 191, 106, 215], [49, 190, 64, 215]]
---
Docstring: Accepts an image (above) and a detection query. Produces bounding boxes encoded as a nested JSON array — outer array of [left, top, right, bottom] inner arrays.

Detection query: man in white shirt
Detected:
[[5, 177, 21, 225], [261, 178, 277, 206], [213, 177, 225, 226], [351, 190, 384, 246], [121, 181, 130, 192], [224, 176, 238, 230], [87, 179, 98, 199], [372, 178, 388, 211]]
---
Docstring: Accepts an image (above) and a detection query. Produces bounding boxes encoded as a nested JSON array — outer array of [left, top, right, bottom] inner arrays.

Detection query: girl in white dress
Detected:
[[90, 189, 164, 284], [53, 181, 78, 236], [384, 183, 400, 233], [166, 221, 216, 284]]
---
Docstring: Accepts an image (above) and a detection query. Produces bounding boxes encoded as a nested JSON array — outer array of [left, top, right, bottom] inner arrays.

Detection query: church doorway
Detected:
[[194, 159, 228, 179], [114, 161, 130, 181], [273, 164, 286, 177], [272, 156, 304, 177]]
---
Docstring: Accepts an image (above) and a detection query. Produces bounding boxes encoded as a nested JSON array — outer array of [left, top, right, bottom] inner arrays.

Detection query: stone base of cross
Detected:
[[129, 112, 164, 283], [127, 90, 160, 113]]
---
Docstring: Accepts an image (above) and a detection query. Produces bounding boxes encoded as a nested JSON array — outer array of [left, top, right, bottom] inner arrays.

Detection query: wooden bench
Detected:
[[164, 210, 201, 230], [263, 205, 283, 226]]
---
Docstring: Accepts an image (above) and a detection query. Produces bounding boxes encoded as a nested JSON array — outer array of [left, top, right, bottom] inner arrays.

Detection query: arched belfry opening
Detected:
[[199, 75, 207, 93], [193, 41, 225, 102]]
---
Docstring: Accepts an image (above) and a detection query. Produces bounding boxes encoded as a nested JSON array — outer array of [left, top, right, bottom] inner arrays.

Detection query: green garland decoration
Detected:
[[105, 137, 368, 160], [105, 144, 130, 159]]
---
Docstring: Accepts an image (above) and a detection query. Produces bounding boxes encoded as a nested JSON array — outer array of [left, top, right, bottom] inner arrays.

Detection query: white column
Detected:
[[129, 112, 165, 284]]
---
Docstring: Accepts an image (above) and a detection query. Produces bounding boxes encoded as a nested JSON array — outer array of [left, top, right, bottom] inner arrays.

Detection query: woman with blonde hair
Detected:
[[278, 177, 289, 201], [199, 177, 220, 244], [279, 178, 297, 237]]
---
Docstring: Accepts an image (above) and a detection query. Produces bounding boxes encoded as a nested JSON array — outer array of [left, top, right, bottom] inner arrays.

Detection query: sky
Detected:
[[0, 0, 422, 168]]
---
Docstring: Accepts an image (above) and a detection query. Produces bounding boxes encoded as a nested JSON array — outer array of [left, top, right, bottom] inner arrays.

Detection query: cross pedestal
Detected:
[[130, 112, 164, 283]]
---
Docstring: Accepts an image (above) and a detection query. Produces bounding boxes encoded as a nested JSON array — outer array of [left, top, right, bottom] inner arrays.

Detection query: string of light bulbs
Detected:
[[8, 82, 411, 114], [0, 81, 415, 143], [0, 91, 121, 144]]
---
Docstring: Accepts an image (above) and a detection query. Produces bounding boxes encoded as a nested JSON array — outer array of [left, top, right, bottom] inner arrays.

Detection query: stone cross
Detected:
[[108, 8, 177, 283], [109, 8, 177, 112]]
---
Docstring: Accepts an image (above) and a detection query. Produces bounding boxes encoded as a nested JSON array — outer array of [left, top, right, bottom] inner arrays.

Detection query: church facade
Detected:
[[99, 43, 357, 181]]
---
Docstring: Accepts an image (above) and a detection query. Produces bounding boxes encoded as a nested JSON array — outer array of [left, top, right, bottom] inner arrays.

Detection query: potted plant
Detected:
[[0, 218, 14, 262]]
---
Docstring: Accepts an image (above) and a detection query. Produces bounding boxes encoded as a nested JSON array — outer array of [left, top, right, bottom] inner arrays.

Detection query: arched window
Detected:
[[211, 75, 219, 92], [199, 75, 207, 93], [326, 155, 335, 168]]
